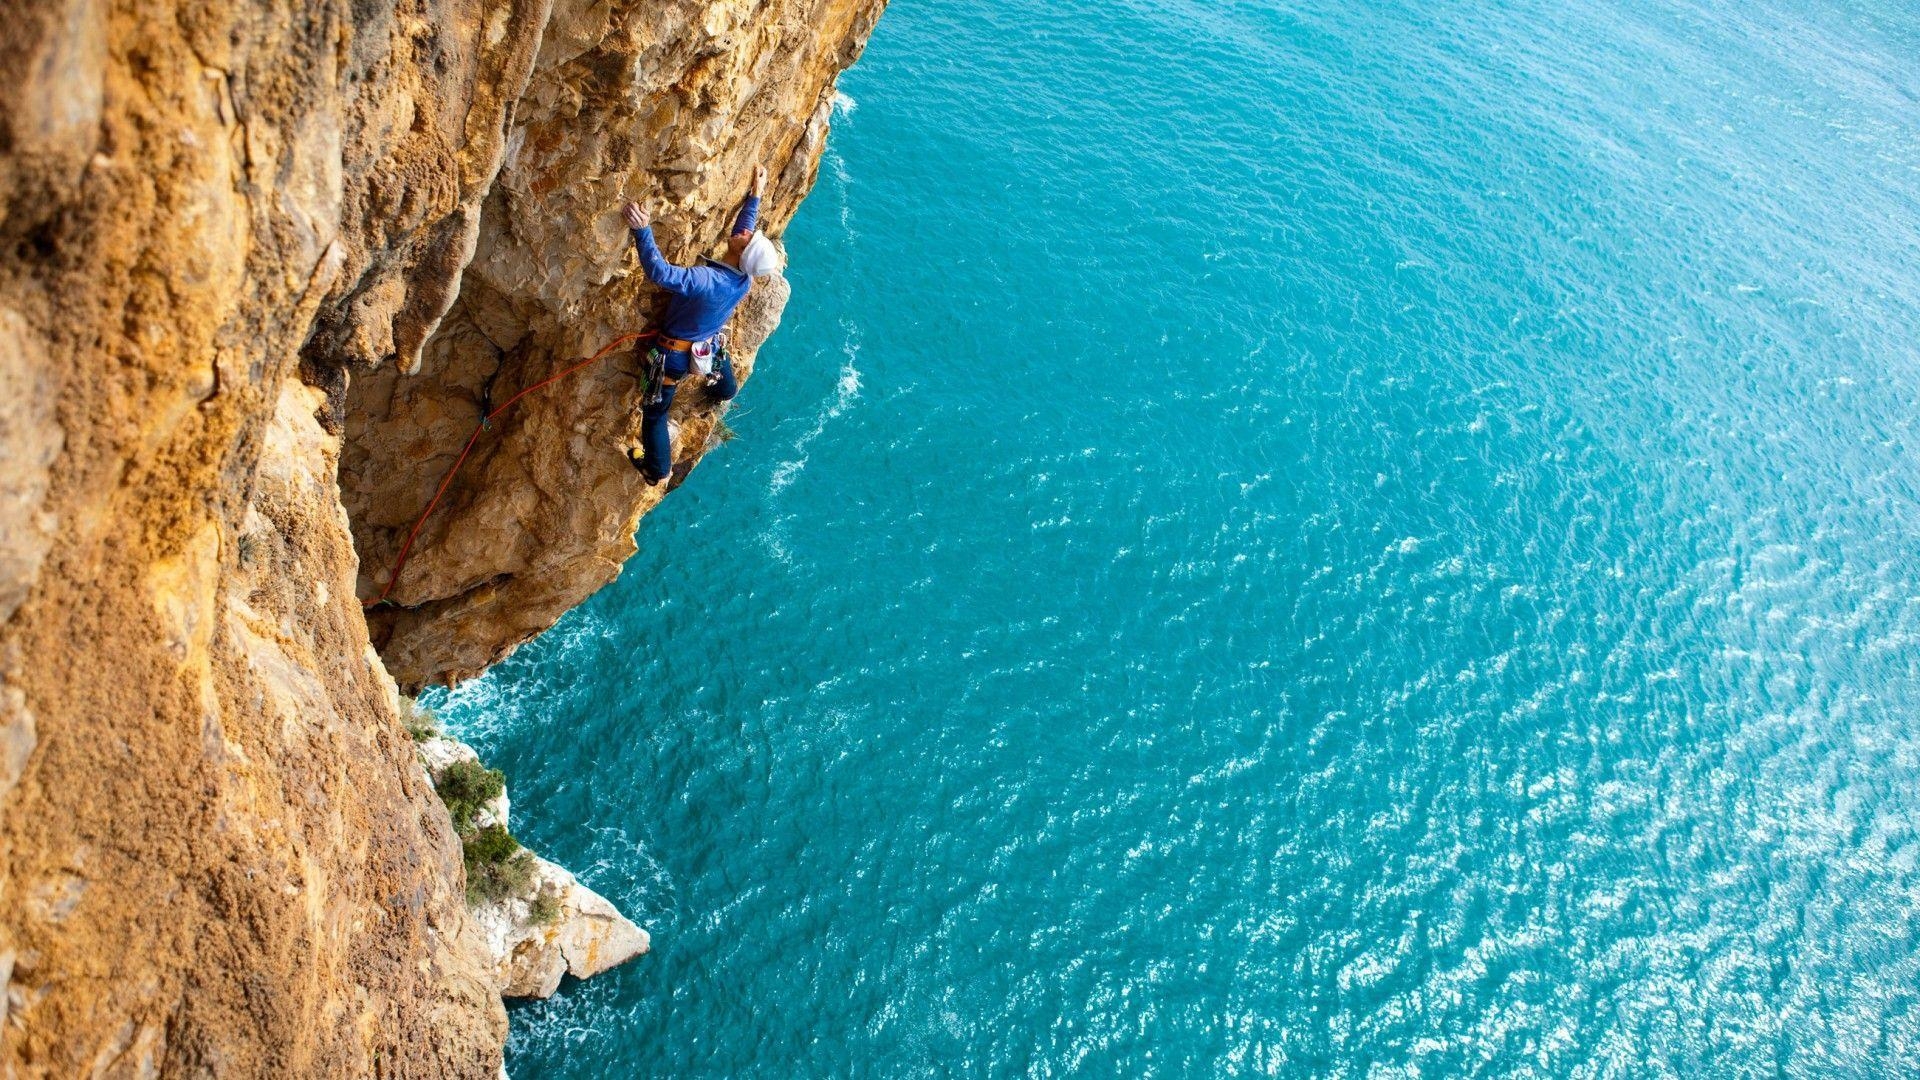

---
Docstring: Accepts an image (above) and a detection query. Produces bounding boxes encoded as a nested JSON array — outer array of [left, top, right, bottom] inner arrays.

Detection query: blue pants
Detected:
[[639, 347, 738, 483]]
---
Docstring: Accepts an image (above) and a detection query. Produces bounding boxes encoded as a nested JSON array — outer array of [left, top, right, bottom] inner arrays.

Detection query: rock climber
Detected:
[[620, 164, 784, 484]]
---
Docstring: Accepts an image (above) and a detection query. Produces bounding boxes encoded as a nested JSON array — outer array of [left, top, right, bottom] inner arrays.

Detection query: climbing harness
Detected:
[[362, 330, 652, 609], [638, 331, 730, 404], [628, 332, 730, 476], [638, 345, 669, 407]]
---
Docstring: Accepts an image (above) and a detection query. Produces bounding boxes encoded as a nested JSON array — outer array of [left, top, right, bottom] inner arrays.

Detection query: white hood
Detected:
[[738, 231, 783, 278]]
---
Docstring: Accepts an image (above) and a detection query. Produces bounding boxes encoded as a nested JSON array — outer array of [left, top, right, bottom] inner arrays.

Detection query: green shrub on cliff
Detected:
[[527, 888, 563, 926], [463, 824, 536, 905], [425, 752, 536, 907], [436, 759, 505, 835], [400, 698, 442, 743]]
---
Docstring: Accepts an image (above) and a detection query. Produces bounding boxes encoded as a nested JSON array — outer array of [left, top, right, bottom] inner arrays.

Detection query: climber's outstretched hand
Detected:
[[752, 165, 769, 198], [622, 201, 650, 230]]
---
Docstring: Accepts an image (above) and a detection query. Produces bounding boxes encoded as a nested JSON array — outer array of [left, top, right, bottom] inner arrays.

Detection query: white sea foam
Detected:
[[827, 149, 855, 232], [759, 519, 794, 566], [768, 328, 863, 495]]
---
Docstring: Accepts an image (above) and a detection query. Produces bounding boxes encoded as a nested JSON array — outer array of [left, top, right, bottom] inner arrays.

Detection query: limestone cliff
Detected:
[[343, 0, 878, 690], [0, 0, 881, 1074]]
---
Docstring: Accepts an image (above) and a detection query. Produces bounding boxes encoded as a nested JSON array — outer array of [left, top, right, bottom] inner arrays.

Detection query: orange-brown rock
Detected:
[[0, 0, 883, 1074], [344, 0, 882, 690]]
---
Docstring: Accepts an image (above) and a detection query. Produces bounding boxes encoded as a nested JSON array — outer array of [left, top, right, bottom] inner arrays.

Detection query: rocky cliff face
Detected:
[[0, 0, 881, 1074], [343, 0, 877, 690]]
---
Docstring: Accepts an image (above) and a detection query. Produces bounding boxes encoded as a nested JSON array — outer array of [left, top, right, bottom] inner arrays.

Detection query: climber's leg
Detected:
[[634, 383, 679, 483], [630, 348, 690, 484], [705, 351, 739, 403]]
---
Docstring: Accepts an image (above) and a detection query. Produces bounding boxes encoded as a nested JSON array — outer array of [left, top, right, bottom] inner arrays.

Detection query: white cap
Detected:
[[738, 231, 783, 278]]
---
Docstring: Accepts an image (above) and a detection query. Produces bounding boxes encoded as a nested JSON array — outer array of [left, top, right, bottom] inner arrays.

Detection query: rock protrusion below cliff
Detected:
[[419, 734, 650, 999]]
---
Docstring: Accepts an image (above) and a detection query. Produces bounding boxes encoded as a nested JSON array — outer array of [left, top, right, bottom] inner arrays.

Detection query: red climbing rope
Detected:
[[363, 330, 650, 609]]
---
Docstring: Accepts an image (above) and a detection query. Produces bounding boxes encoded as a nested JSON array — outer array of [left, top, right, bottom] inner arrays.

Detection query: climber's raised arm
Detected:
[[623, 201, 695, 295], [733, 165, 769, 236]]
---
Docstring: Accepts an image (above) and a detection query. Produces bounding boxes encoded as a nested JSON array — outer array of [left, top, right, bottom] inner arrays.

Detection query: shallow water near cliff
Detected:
[[431, 0, 1920, 1074]]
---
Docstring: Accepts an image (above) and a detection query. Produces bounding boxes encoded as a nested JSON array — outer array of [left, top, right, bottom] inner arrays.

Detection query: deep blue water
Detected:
[[436, 0, 1920, 1074]]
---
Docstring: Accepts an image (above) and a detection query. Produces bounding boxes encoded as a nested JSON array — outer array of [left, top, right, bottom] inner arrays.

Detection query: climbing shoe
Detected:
[[626, 445, 670, 486]]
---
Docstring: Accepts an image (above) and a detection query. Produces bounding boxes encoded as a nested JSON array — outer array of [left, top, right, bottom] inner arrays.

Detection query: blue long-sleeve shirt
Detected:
[[630, 196, 761, 342]]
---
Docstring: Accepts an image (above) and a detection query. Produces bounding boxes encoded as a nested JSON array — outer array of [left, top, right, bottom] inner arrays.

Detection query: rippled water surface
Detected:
[[435, 0, 1920, 1074]]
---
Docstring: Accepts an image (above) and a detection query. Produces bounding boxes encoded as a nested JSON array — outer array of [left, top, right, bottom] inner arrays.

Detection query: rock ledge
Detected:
[[420, 736, 650, 999]]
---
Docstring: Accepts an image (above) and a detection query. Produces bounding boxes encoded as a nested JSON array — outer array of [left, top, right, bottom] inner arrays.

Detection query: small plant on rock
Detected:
[[400, 698, 442, 743], [527, 887, 563, 927], [436, 759, 505, 835], [426, 750, 537, 909], [463, 824, 536, 905]]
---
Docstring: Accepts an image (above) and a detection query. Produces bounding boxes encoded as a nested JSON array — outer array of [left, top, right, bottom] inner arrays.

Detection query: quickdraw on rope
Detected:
[[363, 330, 651, 609]]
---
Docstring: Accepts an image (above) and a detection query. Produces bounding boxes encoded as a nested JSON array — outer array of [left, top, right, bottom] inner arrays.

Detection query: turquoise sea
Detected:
[[435, 0, 1920, 1074]]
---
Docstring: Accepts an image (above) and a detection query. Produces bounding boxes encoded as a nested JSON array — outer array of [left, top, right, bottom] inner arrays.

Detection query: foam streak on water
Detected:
[[768, 326, 862, 495], [432, 0, 1920, 1075]]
